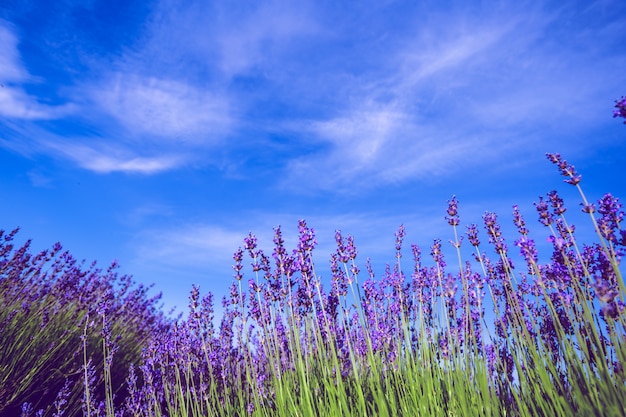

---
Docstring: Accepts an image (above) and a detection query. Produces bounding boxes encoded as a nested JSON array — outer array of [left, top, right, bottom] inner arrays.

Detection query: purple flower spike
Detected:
[[594, 278, 620, 304], [547, 190, 567, 215], [430, 239, 446, 270], [395, 225, 406, 258], [21, 402, 33, 417], [446, 196, 460, 226], [244, 233, 258, 258], [466, 224, 480, 247], [483, 212, 507, 254], [597, 193, 624, 243], [534, 196, 554, 227], [546, 153, 582, 185], [600, 301, 625, 320], [297, 219, 317, 253], [512, 205, 529, 236], [52, 379, 71, 417], [346, 235, 358, 261], [232, 248, 244, 281]]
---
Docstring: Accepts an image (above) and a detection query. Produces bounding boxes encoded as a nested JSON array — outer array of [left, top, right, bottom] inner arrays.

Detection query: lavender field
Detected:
[[1, 151, 624, 417]]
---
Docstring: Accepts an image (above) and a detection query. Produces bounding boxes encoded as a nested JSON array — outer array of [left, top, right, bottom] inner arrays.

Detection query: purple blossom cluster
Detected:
[[5, 152, 626, 416]]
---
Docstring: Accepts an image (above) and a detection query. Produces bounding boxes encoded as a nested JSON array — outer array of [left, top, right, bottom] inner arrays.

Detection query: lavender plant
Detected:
[[5, 152, 625, 416], [0, 233, 171, 417], [107, 153, 623, 416]]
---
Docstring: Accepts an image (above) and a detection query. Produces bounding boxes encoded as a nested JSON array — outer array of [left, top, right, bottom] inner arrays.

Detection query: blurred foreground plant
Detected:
[[0, 234, 171, 417]]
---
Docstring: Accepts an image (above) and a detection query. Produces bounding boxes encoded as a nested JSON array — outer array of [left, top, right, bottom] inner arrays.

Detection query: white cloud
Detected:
[[289, 111, 498, 191], [279, 5, 626, 191], [93, 74, 233, 140], [27, 170, 54, 188], [133, 223, 247, 268], [46, 141, 182, 174], [0, 22, 29, 83], [312, 105, 406, 165], [83, 154, 180, 174], [135, 0, 320, 80], [272, 14, 525, 190], [0, 21, 76, 120], [0, 86, 75, 119], [214, 1, 320, 76], [397, 25, 510, 88]]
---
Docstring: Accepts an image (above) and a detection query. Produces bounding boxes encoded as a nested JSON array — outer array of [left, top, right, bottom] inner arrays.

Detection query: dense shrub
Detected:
[[0, 232, 171, 416]]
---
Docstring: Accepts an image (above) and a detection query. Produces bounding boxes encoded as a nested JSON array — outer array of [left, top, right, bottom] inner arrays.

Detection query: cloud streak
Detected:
[[132, 223, 248, 269], [277, 4, 626, 191], [46, 141, 182, 174], [0, 21, 76, 120], [91, 74, 234, 141], [1, 2, 625, 190], [0, 86, 75, 119], [0, 22, 29, 83]]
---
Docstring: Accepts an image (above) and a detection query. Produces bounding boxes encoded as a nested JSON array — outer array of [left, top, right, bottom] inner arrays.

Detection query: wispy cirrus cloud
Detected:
[[91, 74, 234, 141], [213, 2, 320, 77], [279, 4, 626, 191], [140, 0, 320, 79], [0, 17, 233, 172], [0, 86, 75, 119], [0, 22, 29, 83], [0, 21, 75, 120], [2, 1, 625, 187], [132, 223, 248, 270], [45, 140, 182, 174]]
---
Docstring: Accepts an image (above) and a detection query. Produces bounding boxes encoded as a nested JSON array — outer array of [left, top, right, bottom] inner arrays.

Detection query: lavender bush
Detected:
[[0, 234, 172, 416], [3, 152, 625, 416]]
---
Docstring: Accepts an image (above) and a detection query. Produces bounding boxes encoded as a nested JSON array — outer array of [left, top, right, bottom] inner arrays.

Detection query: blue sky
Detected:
[[1, 0, 625, 315]]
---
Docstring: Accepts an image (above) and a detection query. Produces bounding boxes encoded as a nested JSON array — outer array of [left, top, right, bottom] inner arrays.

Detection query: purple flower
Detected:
[[446, 196, 460, 226], [346, 235, 358, 262], [52, 379, 71, 417], [597, 193, 624, 244], [547, 190, 567, 215], [466, 224, 480, 247], [483, 212, 507, 254], [600, 301, 625, 320], [335, 230, 349, 263], [581, 202, 596, 214], [534, 196, 554, 226], [516, 236, 538, 273], [395, 225, 406, 258], [594, 278, 620, 304], [232, 247, 244, 281], [297, 219, 317, 253], [430, 239, 446, 271], [21, 402, 33, 417], [365, 256, 375, 279], [548, 235, 567, 251], [512, 205, 529, 236], [546, 153, 582, 185], [244, 232, 258, 258]]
